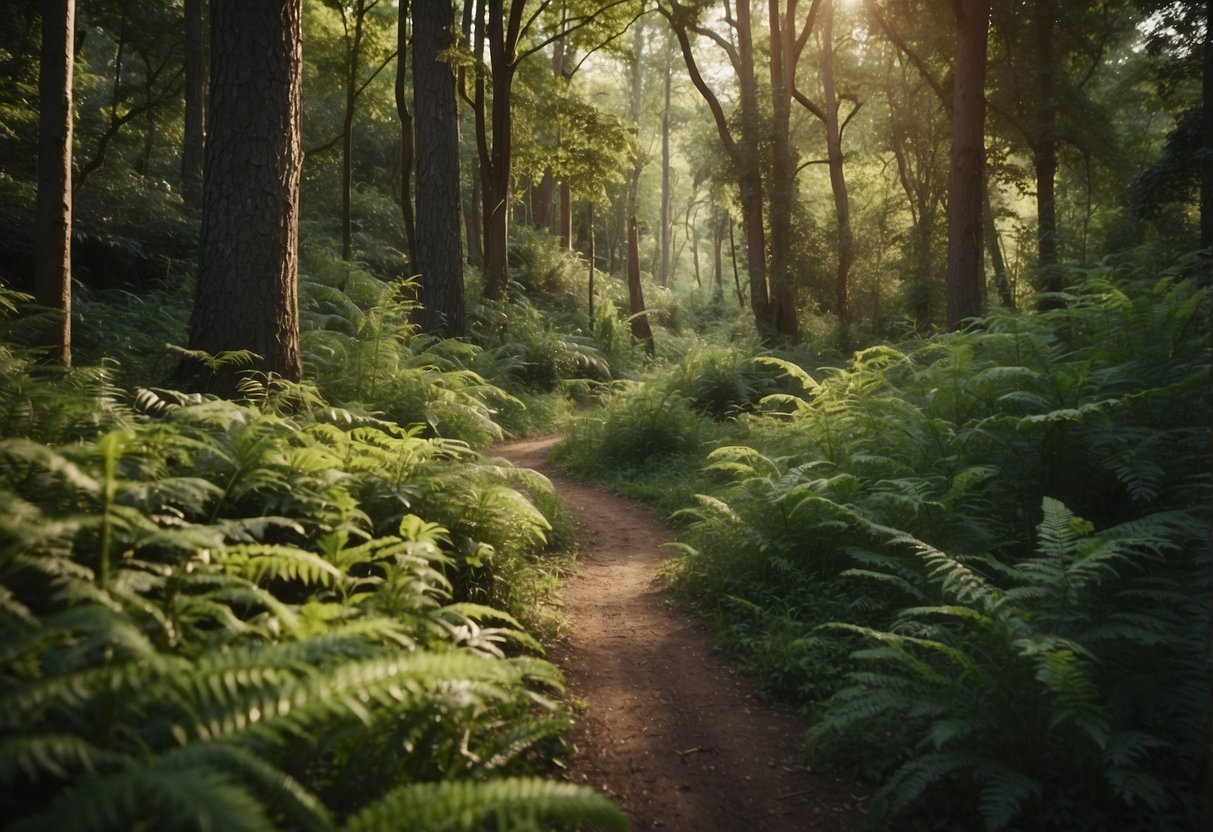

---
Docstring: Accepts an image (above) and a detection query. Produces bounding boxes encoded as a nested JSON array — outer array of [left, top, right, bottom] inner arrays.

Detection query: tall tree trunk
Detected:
[[765, 0, 799, 341], [340, 1, 368, 261], [559, 180, 573, 251], [659, 34, 673, 286], [36, 0, 75, 366], [465, 163, 482, 265], [984, 183, 1014, 308], [729, 217, 744, 307], [945, 0, 989, 330], [819, 0, 853, 348], [474, 0, 523, 301], [626, 216, 654, 355], [712, 207, 724, 300], [396, 1, 418, 272], [182, 0, 207, 205], [1033, 0, 1062, 308], [587, 202, 596, 320], [189, 0, 302, 394], [414, 0, 464, 336]]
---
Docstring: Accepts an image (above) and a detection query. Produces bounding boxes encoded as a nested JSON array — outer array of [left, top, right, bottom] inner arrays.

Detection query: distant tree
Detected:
[[794, 0, 859, 347], [413, 0, 464, 336], [187, 0, 303, 393], [35, 0, 75, 365], [72, 1, 183, 193], [662, 0, 806, 341]]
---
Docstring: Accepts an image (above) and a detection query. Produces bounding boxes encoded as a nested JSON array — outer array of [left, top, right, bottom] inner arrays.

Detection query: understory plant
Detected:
[[0, 287, 625, 831], [660, 252, 1211, 829]]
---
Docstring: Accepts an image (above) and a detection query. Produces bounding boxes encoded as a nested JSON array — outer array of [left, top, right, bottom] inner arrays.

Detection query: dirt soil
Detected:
[[496, 436, 867, 832]]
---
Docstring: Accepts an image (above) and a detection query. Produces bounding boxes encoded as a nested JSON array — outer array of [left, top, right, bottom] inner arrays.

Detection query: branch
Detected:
[[661, 3, 739, 162], [568, 6, 651, 78], [792, 87, 826, 121], [517, 0, 642, 65]]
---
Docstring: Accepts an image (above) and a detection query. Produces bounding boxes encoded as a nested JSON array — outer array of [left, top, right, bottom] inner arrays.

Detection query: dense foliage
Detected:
[[0, 283, 625, 831], [561, 250, 1211, 830]]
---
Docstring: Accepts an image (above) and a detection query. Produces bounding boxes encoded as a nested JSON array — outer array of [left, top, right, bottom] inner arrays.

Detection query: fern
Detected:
[[343, 777, 627, 832]]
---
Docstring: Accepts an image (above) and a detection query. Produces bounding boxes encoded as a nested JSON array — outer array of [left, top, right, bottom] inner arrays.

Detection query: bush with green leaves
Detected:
[[659, 252, 1210, 829], [0, 290, 625, 831]]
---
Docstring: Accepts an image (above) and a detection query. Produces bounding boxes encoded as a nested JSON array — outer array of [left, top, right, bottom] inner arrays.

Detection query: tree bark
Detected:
[[35, 0, 75, 366], [188, 0, 302, 393], [182, 0, 207, 205], [1033, 0, 1062, 308], [396, 0, 418, 272], [340, 1, 369, 261], [626, 216, 654, 355], [818, 0, 853, 348], [659, 34, 673, 286], [414, 0, 465, 337], [945, 0, 988, 330]]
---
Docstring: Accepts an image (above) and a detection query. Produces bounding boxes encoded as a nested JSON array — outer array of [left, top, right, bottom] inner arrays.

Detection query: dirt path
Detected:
[[496, 436, 866, 832]]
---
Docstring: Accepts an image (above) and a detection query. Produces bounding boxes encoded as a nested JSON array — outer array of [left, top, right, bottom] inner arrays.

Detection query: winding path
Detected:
[[496, 436, 865, 832]]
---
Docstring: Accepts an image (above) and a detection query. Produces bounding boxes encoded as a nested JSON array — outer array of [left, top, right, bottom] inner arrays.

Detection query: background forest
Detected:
[[1, 0, 1210, 830]]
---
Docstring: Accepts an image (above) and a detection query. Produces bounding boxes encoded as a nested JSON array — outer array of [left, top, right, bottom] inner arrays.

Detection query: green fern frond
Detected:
[[213, 544, 346, 589], [7, 759, 276, 832], [343, 777, 626, 832]]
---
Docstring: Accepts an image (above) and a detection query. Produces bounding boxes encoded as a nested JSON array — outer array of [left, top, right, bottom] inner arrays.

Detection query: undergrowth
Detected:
[[575, 250, 1212, 830], [0, 285, 624, 831]]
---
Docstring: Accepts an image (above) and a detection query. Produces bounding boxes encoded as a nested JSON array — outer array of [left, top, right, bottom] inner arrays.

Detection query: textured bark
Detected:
[[945, 0, 988, 330], [396, 1, 418, 271], [626, 217, 654, 355], [182, 0, 207, 204], [413, 0, 465, 337], [1202, 0, 1212, 283], [188, 0, 302, 393], [35, 0, 74, 366], [765, 0, 800, 342]]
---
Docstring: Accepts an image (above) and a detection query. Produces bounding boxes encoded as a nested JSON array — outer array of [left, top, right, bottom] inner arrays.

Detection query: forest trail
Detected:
[[495, 436, 866, 832]]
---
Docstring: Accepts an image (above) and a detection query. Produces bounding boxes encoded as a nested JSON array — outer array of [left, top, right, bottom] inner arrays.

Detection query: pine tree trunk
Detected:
[[945, 0, 988, 330], [35, 0, 74, 366], [414, 0, 464, 337], [188, 0, 302, 394]]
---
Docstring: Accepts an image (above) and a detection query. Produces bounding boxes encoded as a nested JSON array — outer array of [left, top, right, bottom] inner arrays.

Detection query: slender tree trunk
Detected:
[[765, 0, 799, 342], [712, 208, 724, 300], [36, 0, 75, 366], [729, 217, 744, 307], [587, 202, 596, 320], [820, 0, 853, 348], [627, 216, 654, 355], [340, 1, 368, 261], [465, 163, 482, 265], [984, 183, 1014, 308], [1033, 0, 1062, 308], [659, 35, 673, 286], [687, 202, 702, 288], [182, 0, 207, 205], [414, 0, 464, 336], [189, 0, 302, 393], [396, 1, 418, 272], [560, 180, 573, 251], [535, 168, 555, 228], [945, 0, 989, 330]]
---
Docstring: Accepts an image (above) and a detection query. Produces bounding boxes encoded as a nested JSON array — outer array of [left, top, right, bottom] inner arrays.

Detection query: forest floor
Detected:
[[496, 436, 867, 832]]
